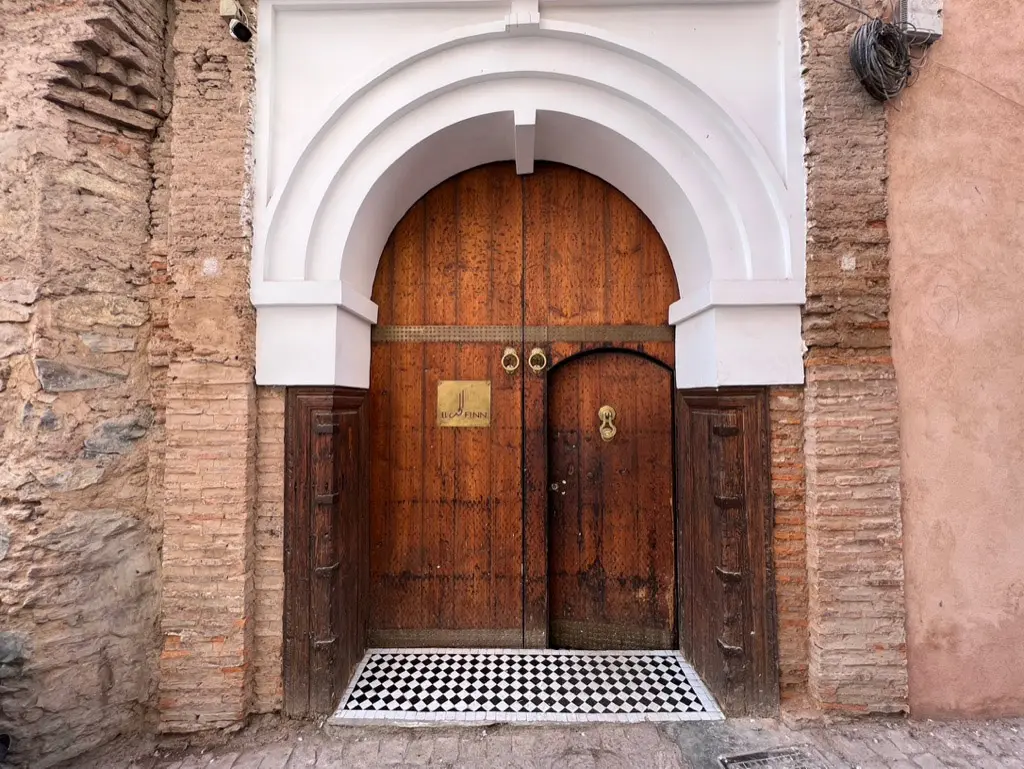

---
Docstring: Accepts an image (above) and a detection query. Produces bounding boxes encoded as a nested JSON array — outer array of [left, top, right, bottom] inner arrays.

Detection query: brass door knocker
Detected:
[[598, 405, 617, 442], [528, 347, 548, 374], [501, 347, 520, 374]]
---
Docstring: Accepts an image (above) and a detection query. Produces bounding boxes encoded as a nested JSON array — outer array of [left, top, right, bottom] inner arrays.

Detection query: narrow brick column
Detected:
[[801, 0, 909, 713], [770, 388, 809, 703], [158, 0, 258, 732]]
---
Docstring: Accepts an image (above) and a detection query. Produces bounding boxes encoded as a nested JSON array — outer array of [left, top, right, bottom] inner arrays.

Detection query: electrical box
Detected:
[[899, 0, 942, 45]]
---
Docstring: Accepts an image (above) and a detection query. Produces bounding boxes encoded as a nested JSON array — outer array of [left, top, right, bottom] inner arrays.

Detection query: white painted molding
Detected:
[[514, 108, 537, 175], [506, 0, 540, 31], [252, 0, 806, 388]]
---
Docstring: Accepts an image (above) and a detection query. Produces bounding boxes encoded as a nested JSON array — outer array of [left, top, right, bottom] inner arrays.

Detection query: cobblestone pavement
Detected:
[[69, 717, 1024, 769]]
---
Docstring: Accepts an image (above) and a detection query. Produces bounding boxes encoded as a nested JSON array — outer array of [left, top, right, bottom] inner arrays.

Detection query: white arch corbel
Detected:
[[252, 17, 805, 389]]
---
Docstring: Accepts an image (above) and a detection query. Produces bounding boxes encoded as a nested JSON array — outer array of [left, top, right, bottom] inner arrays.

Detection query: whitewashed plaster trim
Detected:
[[251, 0, 806, 388]]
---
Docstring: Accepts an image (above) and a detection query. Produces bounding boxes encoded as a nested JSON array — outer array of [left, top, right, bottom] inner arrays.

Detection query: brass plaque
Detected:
[[437, 381, 491, 427]]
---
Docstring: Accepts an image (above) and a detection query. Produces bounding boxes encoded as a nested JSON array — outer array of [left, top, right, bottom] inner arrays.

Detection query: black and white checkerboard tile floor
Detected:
[[330, 648, 723, 724]]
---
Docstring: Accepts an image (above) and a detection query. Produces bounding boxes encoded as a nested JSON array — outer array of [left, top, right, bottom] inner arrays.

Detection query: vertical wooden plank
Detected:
[[308, 411, 340, 713], [576, 354, 603, 635], [358, 394, 371, 659], [283, 389, 313, 717], [639, 362, 677, 637], [605, 184, 642, 325], [453, 167, 491, 629], [368, 239, 394, 633], [548, 165, 582, 326], [423, 179, 459, 631], [522, 167, 550, 645], [386, 203, 427, 631], [744, 394, 776, 710], [638, 204, 677, 326], [334, 411, 357, 699], [546, 353, 579, 640], [488, 165, 525, 630], [597, 354, 633, 633]]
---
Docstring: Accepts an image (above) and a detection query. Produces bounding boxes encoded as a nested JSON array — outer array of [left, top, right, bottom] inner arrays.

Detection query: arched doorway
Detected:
[[547, 350, 676, 649], [366, 162, 679, 648], [281, 163, 779, 719]]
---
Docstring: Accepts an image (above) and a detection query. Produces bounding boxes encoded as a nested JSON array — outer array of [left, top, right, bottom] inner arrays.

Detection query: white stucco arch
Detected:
[[252, 1, 806, 389]]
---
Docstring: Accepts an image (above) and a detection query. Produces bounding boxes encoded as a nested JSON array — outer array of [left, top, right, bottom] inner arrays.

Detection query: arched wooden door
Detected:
[[284, 163, 780, 716], [547, 351, 676, 649], [367, 162, 679, 648]]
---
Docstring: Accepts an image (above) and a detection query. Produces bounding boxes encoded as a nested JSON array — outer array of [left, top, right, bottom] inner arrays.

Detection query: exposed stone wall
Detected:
[[770, 387, 808, 704], [156, 0, 259, 733], [800, 0, 909, 714], [0, 0, 170, 765], [254, 386, 285, 713]]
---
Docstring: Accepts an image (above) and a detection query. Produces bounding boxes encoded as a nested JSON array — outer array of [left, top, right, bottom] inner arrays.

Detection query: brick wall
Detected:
[[800, 0, 909, 713], [770, 387, 809, 703], [156, 0, 259, 733], [0, 0, 170, 765], [254, 386, 285, 712]]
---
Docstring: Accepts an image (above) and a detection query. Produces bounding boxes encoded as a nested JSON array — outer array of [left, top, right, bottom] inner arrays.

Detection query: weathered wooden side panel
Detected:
[[284, 388, 369, 717], [678, 390, 778, 716]]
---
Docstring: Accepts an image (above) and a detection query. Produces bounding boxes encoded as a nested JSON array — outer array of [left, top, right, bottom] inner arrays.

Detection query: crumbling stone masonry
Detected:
[[0, 0, 171, 765]]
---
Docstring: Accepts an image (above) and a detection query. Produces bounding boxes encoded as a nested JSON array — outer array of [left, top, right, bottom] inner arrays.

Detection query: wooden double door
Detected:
[[368, 162, 679, 649], [284, 162, 779, 717]]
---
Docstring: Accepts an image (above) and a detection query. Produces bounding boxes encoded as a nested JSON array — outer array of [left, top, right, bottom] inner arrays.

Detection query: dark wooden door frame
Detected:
[[677, 388, 779, 716], [283, 387, 369, 718], [278, 162, 780, 716]]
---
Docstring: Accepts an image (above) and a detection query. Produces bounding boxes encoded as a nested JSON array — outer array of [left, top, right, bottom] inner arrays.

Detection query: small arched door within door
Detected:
[[547, 351, 675, 649]]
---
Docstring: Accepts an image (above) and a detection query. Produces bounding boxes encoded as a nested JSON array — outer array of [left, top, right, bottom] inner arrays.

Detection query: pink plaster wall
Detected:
[[889, 0, 1024, 717]]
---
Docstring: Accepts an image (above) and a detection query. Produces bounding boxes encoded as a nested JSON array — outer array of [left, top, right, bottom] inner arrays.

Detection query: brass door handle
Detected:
[[528, 347, 548, 373], [501, 347, 520, 374], [598, 405, 617, 442]]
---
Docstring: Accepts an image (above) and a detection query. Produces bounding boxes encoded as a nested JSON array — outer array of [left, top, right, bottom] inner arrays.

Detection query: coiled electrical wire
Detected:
[[833, 0, 917, 102], [850, 18, 913, 101]]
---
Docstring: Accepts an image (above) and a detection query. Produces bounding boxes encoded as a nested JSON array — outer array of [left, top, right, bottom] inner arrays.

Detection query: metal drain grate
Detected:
[[719, 746, 832, 769]]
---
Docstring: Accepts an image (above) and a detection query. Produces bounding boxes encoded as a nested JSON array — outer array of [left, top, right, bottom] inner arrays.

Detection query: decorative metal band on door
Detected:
[[371, 325, 674, 344]]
